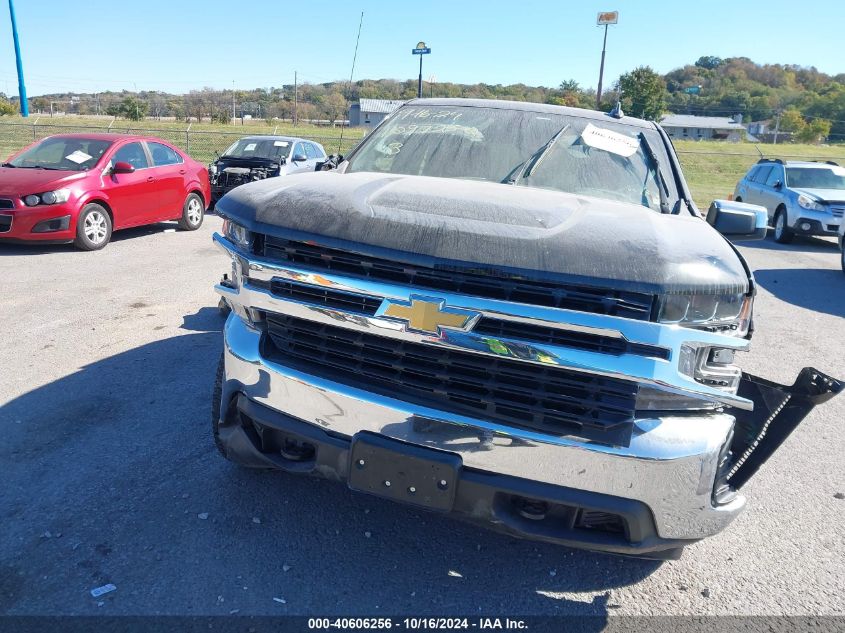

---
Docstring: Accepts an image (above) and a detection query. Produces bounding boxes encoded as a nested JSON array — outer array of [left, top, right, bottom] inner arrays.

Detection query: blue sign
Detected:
[[412, 47, 431, 55], [684, 86, 701, 95]]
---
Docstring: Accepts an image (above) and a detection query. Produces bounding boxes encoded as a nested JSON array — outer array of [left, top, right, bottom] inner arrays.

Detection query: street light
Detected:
[[595, 11, 618, 110], [412, 41, 431, 99]]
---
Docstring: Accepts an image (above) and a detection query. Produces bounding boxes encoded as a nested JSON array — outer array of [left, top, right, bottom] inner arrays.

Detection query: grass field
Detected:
[[2, 116, 845, 209], [674, 140, 845, 209], [0, 115, 367, 163]]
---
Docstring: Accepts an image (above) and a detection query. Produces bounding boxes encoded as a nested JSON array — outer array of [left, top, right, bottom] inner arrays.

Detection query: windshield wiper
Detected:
[[505, 124, 570, 185], [1, 162, 15, 168], [638, 132, 671, 213]]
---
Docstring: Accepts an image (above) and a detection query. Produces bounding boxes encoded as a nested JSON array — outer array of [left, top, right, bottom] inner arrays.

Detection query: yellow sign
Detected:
[[383, 298, 474, 334]]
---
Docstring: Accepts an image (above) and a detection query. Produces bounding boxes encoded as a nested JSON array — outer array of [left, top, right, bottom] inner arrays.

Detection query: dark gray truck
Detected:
[[211, 99, 840, 558]]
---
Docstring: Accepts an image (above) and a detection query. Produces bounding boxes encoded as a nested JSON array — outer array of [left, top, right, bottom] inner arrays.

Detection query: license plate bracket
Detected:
[[348, 432, 461, 512]]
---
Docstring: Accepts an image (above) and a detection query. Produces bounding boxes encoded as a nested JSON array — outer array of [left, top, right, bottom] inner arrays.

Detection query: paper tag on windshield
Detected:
[[580, 123, 639, 157], [65, 150, 92, 164], [273, 141, 289, 147], [243, 143, 257, 152], [832, 166, 845, 176]]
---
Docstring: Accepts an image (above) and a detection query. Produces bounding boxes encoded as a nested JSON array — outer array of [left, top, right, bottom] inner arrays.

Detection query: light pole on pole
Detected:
[[7, 0, 28, 116], [412, 41, 431, 99], [595, 11, 618, 110]]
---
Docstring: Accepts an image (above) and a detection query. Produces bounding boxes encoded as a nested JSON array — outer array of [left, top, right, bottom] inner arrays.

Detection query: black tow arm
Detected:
[[722, 367, 842, 491]]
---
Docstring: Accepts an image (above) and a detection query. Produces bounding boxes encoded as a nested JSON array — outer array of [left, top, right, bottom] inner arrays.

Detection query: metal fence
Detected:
[[0, 120, 365, 165]]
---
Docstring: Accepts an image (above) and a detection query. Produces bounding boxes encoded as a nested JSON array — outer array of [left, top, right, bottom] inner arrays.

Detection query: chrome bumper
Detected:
[[221, 314, 745, 540]]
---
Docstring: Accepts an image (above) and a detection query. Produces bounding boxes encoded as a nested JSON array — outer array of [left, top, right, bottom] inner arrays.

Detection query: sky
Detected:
[[2, 0, 845, 98]]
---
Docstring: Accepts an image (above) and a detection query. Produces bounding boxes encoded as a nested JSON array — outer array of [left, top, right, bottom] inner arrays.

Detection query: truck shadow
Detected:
[[0, 311, 658, 618], [753, 268, 845, 318]]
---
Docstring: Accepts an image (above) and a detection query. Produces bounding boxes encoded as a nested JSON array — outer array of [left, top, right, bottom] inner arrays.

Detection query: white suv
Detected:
[[734, 159, 845, 243]]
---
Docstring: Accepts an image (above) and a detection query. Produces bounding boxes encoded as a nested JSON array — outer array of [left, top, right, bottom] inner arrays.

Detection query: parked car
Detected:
[[211, 99, 841, 559], [208, 136, 326, 205], [0, 133, 210, 250], [733, 158, 845, 243]]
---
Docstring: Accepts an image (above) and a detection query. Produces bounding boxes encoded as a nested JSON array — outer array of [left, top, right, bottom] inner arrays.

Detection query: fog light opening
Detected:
[[516, 497, 549, 521], [801, 222, 812, 231], [279, 437, 316, 462]]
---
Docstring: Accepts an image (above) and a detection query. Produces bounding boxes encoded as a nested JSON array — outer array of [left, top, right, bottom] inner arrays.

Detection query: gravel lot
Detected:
[[1, 215, 843, 618]]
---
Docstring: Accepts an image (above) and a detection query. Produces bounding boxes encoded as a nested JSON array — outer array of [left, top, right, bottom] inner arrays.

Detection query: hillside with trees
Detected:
[[2, 56, 844, 141]]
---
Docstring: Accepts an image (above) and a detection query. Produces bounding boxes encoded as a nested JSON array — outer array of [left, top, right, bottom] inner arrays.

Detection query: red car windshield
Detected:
[[8, 137, 113, 171]]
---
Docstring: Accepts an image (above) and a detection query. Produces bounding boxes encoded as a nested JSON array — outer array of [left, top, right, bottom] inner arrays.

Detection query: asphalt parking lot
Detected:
[[1, 215, 843, 618]]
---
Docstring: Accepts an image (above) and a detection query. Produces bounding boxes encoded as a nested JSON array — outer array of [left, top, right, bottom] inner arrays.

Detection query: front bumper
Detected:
[[788, 207, 842, 236], [0, 203, 77, 241], [221, 314, 742, 547]]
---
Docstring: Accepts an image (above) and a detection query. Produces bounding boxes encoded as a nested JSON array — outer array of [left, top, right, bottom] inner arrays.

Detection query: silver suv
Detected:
[[734, 158, 845, 243]]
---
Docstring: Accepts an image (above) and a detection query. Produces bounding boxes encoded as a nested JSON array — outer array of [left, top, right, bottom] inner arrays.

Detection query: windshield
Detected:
[[9, 137, 112, 171], [786, 166, 845, 190], [346, 105, 678, 211], [222, 138, 292, 160]]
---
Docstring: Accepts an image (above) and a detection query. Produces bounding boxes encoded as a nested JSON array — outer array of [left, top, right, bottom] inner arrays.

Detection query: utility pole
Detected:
[[773, 110, 782, 145], [232, 79, 235, 122], [7, 0, 28, 116], [293, 71, 298, 126], [595, 11, 618, 109]]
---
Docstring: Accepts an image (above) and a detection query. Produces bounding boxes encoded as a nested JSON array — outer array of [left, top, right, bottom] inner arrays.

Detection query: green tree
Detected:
[[117, 96, 148, 121], [695, 56, 723, 70], [778, 108, 806, 134], [0, 98, 17, 116], [617, 66, 667, 119], [796, 118, 831, 143]]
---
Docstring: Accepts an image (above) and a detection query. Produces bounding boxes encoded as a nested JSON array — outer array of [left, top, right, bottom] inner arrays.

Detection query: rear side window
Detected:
[[148, 142, 183, 166], [113, 142, 149, 169], [312, 143, 326, 158]]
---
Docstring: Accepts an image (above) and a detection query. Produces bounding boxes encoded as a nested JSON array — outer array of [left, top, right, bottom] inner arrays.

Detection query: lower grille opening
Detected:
[[495, 494, 630, 542], [262, 313, 637, 445]]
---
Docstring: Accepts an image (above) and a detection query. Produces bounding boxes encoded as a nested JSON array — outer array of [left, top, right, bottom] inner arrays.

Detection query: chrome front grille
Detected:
[[263, 313, 639, 445], [830, 206, 844, 218]]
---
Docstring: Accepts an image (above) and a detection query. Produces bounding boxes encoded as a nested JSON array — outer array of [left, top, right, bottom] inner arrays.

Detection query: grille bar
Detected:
[[0, 199, 14, 210], [260, 236, 655, 321], [249, 277, 382, 314], [263, 314, 638, 445]]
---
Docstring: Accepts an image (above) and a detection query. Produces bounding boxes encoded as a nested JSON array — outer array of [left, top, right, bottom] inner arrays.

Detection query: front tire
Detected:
[[773, 208, 794, 244], [840, 241, 845, 274], [211, 352, 229, 459], [74, 203, 112, 251], [178, 193, 204, 231]]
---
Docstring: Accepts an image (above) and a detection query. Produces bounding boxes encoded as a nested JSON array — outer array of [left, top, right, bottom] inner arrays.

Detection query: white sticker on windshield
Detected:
[[243, 143, 257, 152], [580, 123, 639, 157], [831, 166, 845, 177], [273, 141, 289, 147], [65, 150, 92, 164]]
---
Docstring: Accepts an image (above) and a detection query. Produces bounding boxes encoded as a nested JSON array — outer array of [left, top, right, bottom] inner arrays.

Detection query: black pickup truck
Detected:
[[211, 99, 840, 558]]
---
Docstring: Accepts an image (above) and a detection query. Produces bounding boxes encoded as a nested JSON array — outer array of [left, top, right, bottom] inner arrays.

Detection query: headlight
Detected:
[[658, 292, 752, 336], [222, 218, 252, 249], [22, 189, 70, 207], [797, 194, 825, 212]]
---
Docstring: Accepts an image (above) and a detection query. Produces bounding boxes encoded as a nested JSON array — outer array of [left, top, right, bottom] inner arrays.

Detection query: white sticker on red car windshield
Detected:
[[65, 150, 92, 164], [273, 141, 289, 147], [243, 143, 257, 152], [580, 123, 639, 157]]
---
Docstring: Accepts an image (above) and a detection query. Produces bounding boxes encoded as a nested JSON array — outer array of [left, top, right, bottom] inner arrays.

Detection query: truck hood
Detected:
[[0, 167, 88, 196], [216, 171, 750, 295], [792, 187, 845, 204]]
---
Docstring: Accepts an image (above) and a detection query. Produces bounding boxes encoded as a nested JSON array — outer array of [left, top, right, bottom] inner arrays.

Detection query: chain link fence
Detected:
[[0, 120, 365, 165]]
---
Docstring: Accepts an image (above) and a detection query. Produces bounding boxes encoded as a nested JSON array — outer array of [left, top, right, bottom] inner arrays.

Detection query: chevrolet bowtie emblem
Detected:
[[379, 296, 479, 334]]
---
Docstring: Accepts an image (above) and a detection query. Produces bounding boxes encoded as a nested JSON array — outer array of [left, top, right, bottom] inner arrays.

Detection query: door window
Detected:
[[751, 166, 773, 183], [764, 166, 783, 188], [293, 143, 306, 159], [304, 143, 319, 159], [147, 142, 183, 166], [113, 142, 149, 169]]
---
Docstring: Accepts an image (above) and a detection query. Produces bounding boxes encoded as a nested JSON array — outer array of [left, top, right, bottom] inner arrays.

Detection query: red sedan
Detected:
[[0, 133, 211, 250]]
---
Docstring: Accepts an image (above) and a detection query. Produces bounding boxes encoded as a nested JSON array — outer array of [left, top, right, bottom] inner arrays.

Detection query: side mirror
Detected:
[[112, 161, 135, 174], [773, 180, 783, 190], [292, 153, 307, 163], [706, 200, 768, 241]]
